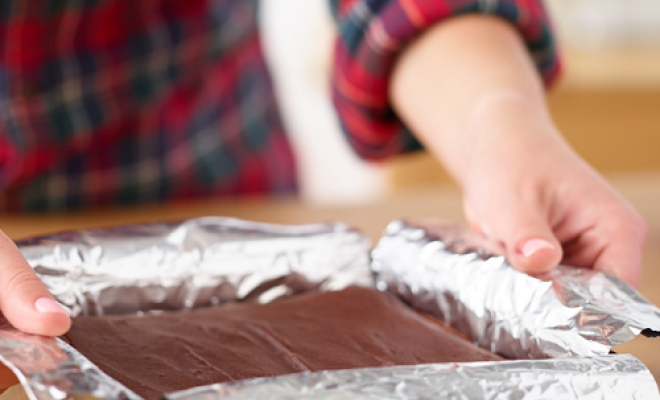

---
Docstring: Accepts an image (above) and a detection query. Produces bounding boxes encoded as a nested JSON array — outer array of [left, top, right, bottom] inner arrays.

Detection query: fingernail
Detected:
[[521, 239, 555, 258], [34, 297, 69, 316]]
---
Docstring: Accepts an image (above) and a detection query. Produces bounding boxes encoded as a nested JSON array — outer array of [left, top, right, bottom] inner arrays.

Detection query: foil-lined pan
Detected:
[[371, 219, 660, 359], [0, 217, 658, 400]]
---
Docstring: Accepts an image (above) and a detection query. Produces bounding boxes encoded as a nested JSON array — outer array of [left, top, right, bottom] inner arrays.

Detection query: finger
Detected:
[[592, 219, 647, 288], [488, 205, 563, 275], [0, 231, 71, 336]]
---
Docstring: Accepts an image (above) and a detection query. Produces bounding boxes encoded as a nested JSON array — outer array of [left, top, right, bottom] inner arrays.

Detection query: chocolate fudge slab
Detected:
[[64, 287, 501, 399]]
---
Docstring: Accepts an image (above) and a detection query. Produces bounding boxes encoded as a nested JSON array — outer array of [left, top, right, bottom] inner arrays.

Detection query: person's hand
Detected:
[[389, 15, 647, 286], [460, 102, 647, 286], [0, 229, 71, 335]]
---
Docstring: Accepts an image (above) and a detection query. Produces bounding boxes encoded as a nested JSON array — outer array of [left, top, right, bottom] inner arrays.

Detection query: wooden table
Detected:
[[2, 172, 659, 386]]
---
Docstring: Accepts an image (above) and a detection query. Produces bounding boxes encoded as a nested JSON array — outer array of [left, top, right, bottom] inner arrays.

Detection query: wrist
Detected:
[[459, 94, 566, 189]]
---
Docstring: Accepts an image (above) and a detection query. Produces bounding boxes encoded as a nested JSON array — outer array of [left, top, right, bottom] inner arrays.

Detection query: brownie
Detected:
[[64, 287, 501, 399]]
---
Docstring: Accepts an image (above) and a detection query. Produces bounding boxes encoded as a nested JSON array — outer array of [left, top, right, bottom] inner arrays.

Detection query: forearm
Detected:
[[390, 14, 561, 187]]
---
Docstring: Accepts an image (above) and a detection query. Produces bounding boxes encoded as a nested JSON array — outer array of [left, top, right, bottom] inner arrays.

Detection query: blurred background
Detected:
[[260, 0, 660, 202]]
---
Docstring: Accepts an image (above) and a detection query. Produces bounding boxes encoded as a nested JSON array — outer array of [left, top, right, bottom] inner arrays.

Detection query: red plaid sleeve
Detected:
[[0, 0, 297, 212], [330, 0, 562, 160]]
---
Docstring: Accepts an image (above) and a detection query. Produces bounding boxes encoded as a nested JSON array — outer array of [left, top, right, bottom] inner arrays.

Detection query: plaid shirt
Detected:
[[0, 0, 559, 212]]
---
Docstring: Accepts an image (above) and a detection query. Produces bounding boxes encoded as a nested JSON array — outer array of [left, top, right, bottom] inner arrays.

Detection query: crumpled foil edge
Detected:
[[20, 217, 375, 318], [371, 219, 660, 359]]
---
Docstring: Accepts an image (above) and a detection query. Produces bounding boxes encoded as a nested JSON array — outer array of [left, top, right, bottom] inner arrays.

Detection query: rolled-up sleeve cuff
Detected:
[[331, 0, 562, 160]]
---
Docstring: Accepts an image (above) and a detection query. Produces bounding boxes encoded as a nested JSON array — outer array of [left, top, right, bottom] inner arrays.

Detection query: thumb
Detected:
[[485, 205, 563, 275], [0, 231, 71, 336]]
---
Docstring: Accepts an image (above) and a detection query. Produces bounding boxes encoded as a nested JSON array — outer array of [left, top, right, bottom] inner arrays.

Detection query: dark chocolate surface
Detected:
[[64, 287, 502, 400]]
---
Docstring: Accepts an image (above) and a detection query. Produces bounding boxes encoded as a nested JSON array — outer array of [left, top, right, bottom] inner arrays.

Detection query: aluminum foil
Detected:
[[164, 354, 660, 400], [0, 217, 374, 400], [19, 217, 375, 317], [0, 217, 658, 400], [371, 219, 660, 359]]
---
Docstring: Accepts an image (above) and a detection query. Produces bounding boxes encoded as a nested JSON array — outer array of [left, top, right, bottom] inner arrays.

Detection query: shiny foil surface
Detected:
[[0, 217, 657, 400], [164, 354, 659, 400], [371, 219, 660, 359], [19, 217, 375, 317]]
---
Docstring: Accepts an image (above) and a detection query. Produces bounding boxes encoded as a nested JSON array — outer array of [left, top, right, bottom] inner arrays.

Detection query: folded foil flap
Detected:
[[18, 217, 374, 317], [371, 220, 660, 359], [163, 354, 660, 400]]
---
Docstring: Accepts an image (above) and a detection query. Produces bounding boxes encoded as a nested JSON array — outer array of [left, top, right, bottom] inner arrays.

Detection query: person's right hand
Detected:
[[0, 229, 70, 336]]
